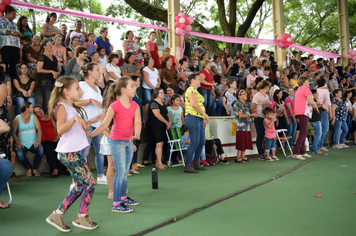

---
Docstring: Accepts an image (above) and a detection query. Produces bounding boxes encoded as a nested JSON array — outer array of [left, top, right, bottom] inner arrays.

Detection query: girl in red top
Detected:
[[89, 76, 141, 213], [146, 31, 160, 69], [198, 59, 217, 115]]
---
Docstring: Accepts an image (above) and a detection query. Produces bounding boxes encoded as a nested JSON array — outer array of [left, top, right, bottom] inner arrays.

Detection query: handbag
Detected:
[[205, 154, 218, 166]]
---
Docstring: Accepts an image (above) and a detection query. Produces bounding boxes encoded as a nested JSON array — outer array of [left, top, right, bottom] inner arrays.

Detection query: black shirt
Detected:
[[310, 98, 324, 122], [148, 100, 168, 128], [38, 54, 58, 81]]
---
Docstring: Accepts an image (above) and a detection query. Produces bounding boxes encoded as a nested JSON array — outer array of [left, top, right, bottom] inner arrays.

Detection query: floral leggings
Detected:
[[57, 152, 97, 214]]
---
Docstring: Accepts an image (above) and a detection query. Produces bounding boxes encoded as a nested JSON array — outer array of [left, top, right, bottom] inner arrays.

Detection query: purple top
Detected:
[[55, 102, 89, 153]]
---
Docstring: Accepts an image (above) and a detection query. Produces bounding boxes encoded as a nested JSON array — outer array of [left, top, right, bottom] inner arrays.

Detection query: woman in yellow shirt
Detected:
[[289, 71, 298, 88], [184, 74, 209, 173]]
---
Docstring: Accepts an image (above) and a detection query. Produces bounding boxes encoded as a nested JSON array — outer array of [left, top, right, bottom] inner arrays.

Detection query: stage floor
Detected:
[[2, 146, 356, 236]]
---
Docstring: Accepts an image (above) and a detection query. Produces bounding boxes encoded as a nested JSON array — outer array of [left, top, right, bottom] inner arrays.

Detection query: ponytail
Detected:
[[184, 74, 197, 92]]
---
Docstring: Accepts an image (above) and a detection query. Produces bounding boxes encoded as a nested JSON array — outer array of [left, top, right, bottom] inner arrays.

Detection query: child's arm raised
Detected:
[[263, 119, 275, 128], [56, 104, 86, 136]]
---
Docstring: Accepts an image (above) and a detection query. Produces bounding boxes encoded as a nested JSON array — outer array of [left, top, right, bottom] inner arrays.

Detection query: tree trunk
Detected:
[[29, 9, 36, 35], [231, 0, 266, 54]]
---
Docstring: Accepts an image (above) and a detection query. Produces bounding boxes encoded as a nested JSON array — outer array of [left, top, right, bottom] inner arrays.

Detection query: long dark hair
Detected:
[[17, 16, 33, 35], [273, 89, 283, 104], [184, 74, 199, 92], [224, 55, 231, 68], [45, 13, 57, 23]]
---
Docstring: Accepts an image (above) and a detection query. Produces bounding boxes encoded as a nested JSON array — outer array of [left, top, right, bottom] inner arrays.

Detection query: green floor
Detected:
[[1, 148, 356, 236]]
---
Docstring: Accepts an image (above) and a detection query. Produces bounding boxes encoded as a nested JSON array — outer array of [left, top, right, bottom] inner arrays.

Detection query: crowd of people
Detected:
[[0, 6, 355, 232]]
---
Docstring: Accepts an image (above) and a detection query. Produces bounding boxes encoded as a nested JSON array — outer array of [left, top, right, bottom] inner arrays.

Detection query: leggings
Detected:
[[293, 115, 309, 155], [57, 152, 96, 214]]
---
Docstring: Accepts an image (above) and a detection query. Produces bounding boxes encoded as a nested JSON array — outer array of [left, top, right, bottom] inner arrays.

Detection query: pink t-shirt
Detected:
[[294, 87, 312, 116], [317, 88, 331, 112], [246, 74, 256, 88], [268, 98, 274, 109], [52, 46, 66, 63], [264, 118, 276, 139], [285, 96, 295, 117], [110, 99, 139, 141], [252, 92, 269, 118]]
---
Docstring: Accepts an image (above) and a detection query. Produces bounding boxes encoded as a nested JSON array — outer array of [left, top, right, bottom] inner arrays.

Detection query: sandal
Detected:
[[130, 169, 140, 174], [155, 165, 166, 170], [242, 157, 251, 162], [133, 164, 145, 168], [234, 158, 246, 163], [302, 154, 311, 158], [293, 155, 305, 160], [0, 198, 9, 209], [26, 170, 32, 177], [33, 170, 41, 177], [127, 173, 132, 177]]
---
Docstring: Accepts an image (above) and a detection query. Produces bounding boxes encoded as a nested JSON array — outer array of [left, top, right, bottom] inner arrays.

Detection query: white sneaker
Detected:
[[97, 175, 107, 185], [339, 144, 349, 148], [69, 182, 75, 191], [332, 145, 342, 149]]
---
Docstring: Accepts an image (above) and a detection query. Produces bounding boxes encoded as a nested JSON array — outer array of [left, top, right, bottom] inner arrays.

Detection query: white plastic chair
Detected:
[[276, 129, 293, 158], [166, 130, 186, 167], [0, 153, 12, 204]]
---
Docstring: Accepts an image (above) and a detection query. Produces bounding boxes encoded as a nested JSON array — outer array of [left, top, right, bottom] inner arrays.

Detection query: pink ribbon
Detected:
[[11, 0, 340, 58]]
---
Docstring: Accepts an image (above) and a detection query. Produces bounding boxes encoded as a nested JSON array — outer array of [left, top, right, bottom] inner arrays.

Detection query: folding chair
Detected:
[[166, 129, 186, 167], [0, 154, 12, 204], [276, 129, 293, 158]]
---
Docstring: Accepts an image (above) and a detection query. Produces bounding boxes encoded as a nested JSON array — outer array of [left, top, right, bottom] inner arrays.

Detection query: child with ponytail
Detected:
[[46, 76, 103, 232], [89, 76, 141, 213]]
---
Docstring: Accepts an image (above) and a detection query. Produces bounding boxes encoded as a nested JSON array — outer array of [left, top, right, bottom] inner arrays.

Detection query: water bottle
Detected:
[[152, 168, 158, 189]]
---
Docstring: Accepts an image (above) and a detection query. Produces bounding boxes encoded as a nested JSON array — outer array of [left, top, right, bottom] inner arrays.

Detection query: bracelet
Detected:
[[332, 118, 336, 120], [11, 31, 13, 35], [89, 98, 92, 103]]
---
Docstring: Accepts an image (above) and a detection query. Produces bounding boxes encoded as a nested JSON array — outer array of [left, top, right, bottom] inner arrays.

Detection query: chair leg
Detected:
[[6, 182, 12, 204]]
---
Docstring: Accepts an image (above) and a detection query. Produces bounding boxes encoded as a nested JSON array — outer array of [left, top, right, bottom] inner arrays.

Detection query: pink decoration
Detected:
[[315, 194, 322, 198], [174, 21, 180, 28], [353, 56, 356, 62], [3, 0, 11, 5], [277, 33, 294, 49], [179, 18, 186, 24], [187, 17, 194, 24], [175, 28, 184, 35], [0, 3, 5, 12], [185, 25, 192, 32], [347, 48, 356, 60], [180, 23, 187, 29]]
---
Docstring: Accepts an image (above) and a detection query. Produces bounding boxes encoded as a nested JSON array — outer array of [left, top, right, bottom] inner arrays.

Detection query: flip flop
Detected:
[[26, 170, 32, 177], [33, 171, 41, 177], [0, 199, 9, 209], [130, 169, 140, 174]]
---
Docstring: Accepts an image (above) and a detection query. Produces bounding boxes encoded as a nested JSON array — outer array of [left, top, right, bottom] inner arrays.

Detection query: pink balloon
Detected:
[[175, 15, 180, 21], [278, 34, 283, 40], [278, 42, 285, 48], [174, 21, 181, 28], [285, 33, 291, 39], [290, 39, 294, 44], [0, 4, 5, 12], [187, 17, 194, 24], [352, 51, 356, 56], [182, 15, 188, 21], [347, 54, 353, 59], [2, 0, 11, 5], [179, 18, 186, 24], [348, 48, 354, 55], [176, 28, 184, 35], [281, 38, 287, 44], [178, 12, 186, 17], [185, 25, 192, 32], [353, 56, 356, 62], [180, 23, 187, 29]]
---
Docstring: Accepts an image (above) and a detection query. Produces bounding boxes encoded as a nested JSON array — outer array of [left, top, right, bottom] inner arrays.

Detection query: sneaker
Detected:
[[69, 182, 75, 191], [112, 203, 133, 213], [46, 211, 71, 232], [339, 143, 349, 148], [332, 145, 342, 149], [122, 196, 139, 206], [320, 147, 328, 152], [200, 160, 210, 166], [0, 152, 6, 158], [258, 155, 266, 161], [265, 157, 274, 162], [72, 213, 98, 230], [97, 175, 107, 185], [219, 159, 229, 164], [272, 156, 279, 161]]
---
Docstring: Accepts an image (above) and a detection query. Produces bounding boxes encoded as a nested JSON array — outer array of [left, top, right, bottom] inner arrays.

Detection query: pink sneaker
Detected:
[[108, 192, 113, 199], [200, 160, 210, 166]]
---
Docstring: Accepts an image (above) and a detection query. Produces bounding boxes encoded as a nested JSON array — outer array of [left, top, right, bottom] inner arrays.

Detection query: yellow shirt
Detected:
[[289, 79, 298, 88], [185, 87, 205, 118]]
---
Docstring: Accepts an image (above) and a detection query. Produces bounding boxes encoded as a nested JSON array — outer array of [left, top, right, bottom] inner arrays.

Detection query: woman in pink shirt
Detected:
[[293, 77, 318, 160], [90, 76, 141, 213], [316, 78, 331, 152]]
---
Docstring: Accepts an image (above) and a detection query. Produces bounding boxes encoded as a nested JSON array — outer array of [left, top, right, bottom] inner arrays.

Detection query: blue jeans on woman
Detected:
[[110, 139, 133, 202], [80, 126, 104, 176], [14, 96, 36, 116], [16, 144, 44, 170], [142, 87, 154, 104], [197, 88, 214, 116], [253, 117, 265, 155], [185, 115, 205, 163], [286, 117, 297, 147], [310, 121, 322, 153], [333, 120, 348, 145], [319, 111, 329, 149], [212, 100, 224, 116], [346, 113, 353, 139], [0, 158, 12, 197]]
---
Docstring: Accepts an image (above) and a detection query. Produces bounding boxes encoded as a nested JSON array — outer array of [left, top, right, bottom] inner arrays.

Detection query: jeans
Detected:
[[197, 88, 214, 116], [333, 120, 348, 145], [16, 144, 44, 170], [57, 152, 96, 214], [253, 117, 265, 155], [40, 78, 55, 114], [346, 113, 353, 139], [1, 46, 19, 80], [14, 96, 36, 116], [276, 116, 288, 130], [0, 158, 13, 197], [319, 111, 329, 148], [212, 100, 224, 116], [110, 139, 133, 202], [286, 117, 297, 147], [185, 115, 205, 163], [310, 121, 322, 153], [265, 138, 276, 153], [80, 126, 104, 176], [142, 87, 154, 104], [294, 115, 309, 155], [59, 66, 66, 74]]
